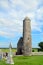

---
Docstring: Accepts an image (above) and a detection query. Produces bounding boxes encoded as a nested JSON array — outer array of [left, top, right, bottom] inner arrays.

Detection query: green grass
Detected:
[[0, 56, 43, 65], [0, 48, 17, 52], [32, 48, 38, 52], [0, 48, 38, 52]]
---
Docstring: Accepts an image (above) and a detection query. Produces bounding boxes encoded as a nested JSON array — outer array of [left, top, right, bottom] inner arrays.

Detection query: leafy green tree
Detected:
[[38, 42, 43, 49]]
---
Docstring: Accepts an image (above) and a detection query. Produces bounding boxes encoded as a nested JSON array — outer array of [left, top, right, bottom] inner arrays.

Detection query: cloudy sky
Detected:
[[0, 0, 43, 48]]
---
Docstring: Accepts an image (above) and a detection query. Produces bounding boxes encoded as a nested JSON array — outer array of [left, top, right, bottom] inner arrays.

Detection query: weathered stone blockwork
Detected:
[[17, 17, 32, 55], [23, 17, 32, 55]]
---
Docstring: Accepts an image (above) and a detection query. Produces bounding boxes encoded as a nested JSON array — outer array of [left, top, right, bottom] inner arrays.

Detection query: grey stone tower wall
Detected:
[[23, 17, 32, 55]]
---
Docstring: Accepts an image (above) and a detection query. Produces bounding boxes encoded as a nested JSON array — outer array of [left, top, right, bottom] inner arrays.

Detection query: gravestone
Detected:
[[0, 49, 3, 60], [6, 43, 14, 64]]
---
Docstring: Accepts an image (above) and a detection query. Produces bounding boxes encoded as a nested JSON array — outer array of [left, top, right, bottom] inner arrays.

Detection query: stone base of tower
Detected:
[[23, 48, 32, 56], [23, 52, 32, 56]]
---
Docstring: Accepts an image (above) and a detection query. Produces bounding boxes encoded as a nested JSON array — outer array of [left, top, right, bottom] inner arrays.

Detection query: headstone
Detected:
[[0, 54, 2, 60], [0, 49, 3, 60], [6, 43, 14, 64]]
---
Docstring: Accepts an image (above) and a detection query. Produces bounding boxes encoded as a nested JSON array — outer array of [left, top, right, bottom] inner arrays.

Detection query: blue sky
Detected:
[[0, 0, 43, 48]]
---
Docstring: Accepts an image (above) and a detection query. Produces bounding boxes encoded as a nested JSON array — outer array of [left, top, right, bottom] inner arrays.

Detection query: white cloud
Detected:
[[0, 17, 23, 37], [0, 31, 9, 36], [10, 0, 38, 11], [0, 0, 43, 38], [36, 7, 43, 20], [31, 21, 42, 32], [0, 0, 9, 9]]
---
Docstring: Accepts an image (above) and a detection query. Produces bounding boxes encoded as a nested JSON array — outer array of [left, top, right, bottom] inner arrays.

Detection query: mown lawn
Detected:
[[0, 55, 43, 65], [0, 48, 38, 52], [0, 48, 17, 52], [32, 48, 38, 52]]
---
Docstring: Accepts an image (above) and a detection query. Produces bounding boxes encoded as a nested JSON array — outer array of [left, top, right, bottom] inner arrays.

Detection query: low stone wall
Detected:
[[32, 52, 43, 55]]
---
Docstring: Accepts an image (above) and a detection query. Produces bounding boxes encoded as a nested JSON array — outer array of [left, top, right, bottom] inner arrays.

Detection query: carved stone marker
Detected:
[[6, 43, 14, 64], [0, 49, 3, 60]]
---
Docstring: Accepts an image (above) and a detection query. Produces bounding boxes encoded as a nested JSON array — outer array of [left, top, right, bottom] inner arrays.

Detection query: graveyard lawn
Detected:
[[0, 55, 43, 65], [0, 48, 17, 52]]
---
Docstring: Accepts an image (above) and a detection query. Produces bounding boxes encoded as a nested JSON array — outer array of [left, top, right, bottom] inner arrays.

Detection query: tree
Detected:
[[38, 42, 43, 49]]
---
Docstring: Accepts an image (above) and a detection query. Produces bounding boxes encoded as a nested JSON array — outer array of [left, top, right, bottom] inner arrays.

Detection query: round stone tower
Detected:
[[23, 17, 32, 55]]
